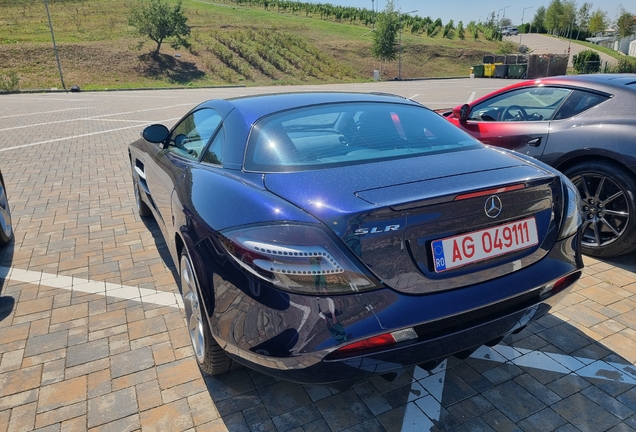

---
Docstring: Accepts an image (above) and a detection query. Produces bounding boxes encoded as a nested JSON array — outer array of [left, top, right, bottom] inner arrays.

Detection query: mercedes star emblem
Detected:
[[485, 195, 503, 218]]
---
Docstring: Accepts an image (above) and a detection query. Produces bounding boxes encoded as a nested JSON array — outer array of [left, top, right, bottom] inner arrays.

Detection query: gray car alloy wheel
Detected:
[[578, 174, 628, 248], [181, 253, 206, 364], [566, 161, 636, 257], [0, 181, 13, 245]]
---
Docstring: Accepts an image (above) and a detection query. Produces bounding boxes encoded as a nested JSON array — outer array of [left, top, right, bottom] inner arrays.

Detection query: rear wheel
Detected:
[[180, 251, 233, 375], [0, 179, 13, 246], [564, 161, 636, 257]]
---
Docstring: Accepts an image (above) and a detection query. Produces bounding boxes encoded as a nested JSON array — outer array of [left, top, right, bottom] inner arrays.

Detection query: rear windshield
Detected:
[[244, 102, 482, 172]]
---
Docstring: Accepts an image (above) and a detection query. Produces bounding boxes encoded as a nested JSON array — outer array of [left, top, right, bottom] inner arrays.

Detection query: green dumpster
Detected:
[[472, 64, 485, 78], [508, 64, 527, 78]]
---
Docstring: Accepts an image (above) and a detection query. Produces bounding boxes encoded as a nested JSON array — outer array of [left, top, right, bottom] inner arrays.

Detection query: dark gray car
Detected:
[[446, 74, 636, 257]]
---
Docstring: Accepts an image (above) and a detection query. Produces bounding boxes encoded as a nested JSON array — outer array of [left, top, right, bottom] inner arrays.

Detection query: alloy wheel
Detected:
[[181, 254, 205, 364], [0, 182, 12, 243], [572, 172, 629, 249]]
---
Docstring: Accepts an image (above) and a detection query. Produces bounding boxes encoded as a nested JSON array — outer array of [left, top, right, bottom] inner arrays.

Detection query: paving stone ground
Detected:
[[1, 82, 635, 431]]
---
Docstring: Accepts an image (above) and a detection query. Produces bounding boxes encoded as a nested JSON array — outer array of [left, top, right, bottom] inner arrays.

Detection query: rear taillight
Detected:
[[220, 223, 380, 295]]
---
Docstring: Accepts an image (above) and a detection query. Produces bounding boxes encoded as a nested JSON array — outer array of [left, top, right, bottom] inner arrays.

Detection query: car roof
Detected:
[[510, 74, 636, 92], [469, 74, 636, 106], [196, 92, 422, 124]]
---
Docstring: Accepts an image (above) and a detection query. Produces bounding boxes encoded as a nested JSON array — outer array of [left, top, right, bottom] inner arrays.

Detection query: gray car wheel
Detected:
[[0, 179, 13, 246], [565, 161, 636, 257], [180, 251, 233, 375]]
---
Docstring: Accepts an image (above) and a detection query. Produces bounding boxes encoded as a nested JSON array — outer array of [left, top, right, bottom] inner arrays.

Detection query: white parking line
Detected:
[[0, 103, 192, 132], [0, 266, 183, 309], [0, 118, 180, 153], [0, 108, 88, 119]]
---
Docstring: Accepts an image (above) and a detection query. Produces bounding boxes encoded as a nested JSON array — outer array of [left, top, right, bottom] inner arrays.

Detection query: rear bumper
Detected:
[[203, 232, 582, 384], [241, 297, 564, 384]]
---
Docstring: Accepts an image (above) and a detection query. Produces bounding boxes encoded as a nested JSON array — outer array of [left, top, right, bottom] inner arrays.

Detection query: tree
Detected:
[[532, 6, 546, 33], [499, 17, 512, 28], [371, 0, 399, 73], [128, 0, 191, 56], [562, 0, 577, 38], [616, 10, 636, 39], [545, 0, 564, 35], [576, 2, 593, 39], [443, 19, 455, 39], [588, 9, 609, 35]]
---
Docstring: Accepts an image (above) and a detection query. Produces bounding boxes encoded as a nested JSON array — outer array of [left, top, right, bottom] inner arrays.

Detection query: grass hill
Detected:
[[0, 0, 503, 91]]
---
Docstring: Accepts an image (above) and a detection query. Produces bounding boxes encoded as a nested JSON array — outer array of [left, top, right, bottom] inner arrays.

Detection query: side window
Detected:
[[552, 89, 608, 120], [470, 87, 572, 122], [201, 126, 225, 165], [169, 109, 222, 160]]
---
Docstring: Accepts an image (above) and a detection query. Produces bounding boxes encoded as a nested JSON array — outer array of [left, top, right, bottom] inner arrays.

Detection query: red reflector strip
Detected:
[[455, 183, 526, 201], [334, 333, 396, 355], [551, 272, 579, 294]]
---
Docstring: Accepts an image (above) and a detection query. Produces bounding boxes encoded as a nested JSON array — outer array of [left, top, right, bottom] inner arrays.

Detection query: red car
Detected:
[[445, 74, 636, 258]]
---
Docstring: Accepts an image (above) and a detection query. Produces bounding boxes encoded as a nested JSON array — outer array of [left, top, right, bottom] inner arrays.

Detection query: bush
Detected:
[[0, 72, 19, 92], [572, 50, 601, 74], [607, 58, 636, 74], [497, 40, 517, 54]]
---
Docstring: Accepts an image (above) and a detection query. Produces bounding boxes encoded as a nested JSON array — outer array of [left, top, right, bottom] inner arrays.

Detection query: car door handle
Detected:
[[527, 137, 542, 147]]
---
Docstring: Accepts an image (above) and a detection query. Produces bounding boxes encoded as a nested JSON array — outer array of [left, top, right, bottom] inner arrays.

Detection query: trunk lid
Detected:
[[264, 147, 562, 294]]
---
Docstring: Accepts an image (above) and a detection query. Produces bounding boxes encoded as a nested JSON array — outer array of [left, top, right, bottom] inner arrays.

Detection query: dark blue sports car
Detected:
[[129, 92, 583, 385]]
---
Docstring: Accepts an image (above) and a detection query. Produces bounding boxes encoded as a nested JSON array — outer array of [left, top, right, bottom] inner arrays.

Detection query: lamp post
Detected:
[[398, 9, 418, 80], [44, 0, 66, 91], [520, 6, 534, 47], [502, 5, 510, 18]]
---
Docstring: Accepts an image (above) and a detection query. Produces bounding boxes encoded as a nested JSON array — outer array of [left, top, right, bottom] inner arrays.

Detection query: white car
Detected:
[[502, 27, 519, 36]]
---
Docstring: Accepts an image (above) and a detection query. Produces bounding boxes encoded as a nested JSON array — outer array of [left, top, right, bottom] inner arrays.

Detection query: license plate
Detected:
[[431, 217, 539, 272]]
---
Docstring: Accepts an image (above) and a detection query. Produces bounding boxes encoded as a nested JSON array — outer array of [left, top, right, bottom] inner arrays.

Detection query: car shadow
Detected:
[[593, 250, 636, 275], [140, 215, 179, 282], [197, 312, 636, 431]]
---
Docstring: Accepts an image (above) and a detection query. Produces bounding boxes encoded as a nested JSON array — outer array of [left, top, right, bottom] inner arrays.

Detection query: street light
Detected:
[[44, 0, 66, 91], [398, 9, 418, 80], [519, 6, 533, 47], [502, 5, 510, 18]]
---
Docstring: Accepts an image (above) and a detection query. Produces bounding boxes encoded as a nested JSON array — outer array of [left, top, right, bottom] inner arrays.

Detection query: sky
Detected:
[[320, 0, 632, 27]]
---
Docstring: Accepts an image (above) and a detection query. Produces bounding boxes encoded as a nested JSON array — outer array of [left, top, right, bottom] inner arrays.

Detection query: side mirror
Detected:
[[459, 104, 471, 121], [142, 124, 170, 144]]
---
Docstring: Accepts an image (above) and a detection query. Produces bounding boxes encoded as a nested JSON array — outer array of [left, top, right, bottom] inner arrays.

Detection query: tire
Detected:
[[132, 170, 152, 218], [564, 161, 636, 257], [0, 179, 13, 246], [180, 250, 233, 375]]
